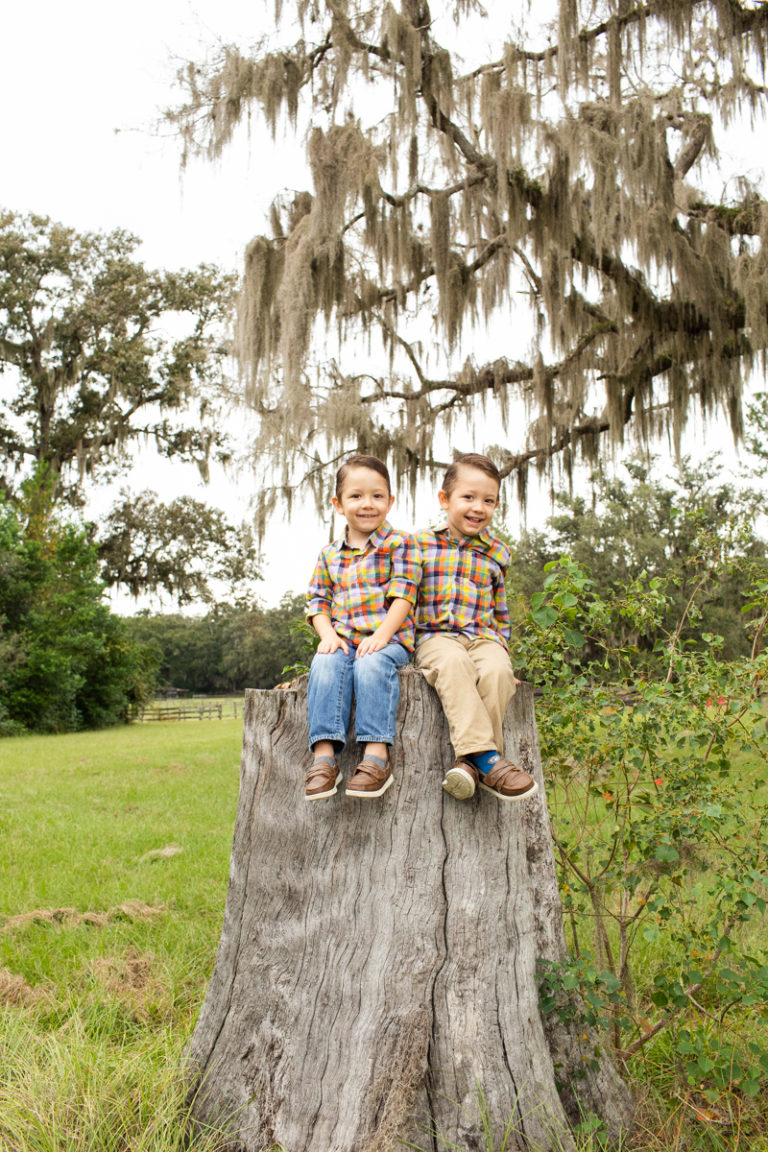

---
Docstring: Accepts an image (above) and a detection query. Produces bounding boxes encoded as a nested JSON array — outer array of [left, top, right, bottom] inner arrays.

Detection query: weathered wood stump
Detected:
[[187, 667, 633, 1151]]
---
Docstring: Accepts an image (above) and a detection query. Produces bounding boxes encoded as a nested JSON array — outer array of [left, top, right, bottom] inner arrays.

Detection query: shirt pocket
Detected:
[[348, 580, 388, 628], [356, 548, 392, 587], [461, 554, 495, 621]]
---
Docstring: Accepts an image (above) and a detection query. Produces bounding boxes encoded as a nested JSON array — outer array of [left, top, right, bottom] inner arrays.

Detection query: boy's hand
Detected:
[[356, 628, 390, 657], [317, 631, 349, 655]]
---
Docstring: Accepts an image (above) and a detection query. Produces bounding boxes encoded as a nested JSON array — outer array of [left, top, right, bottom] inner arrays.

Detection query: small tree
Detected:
[[0, 211, 257, 602], [0, 471, 156, 733], [507, 457, 768, 664]]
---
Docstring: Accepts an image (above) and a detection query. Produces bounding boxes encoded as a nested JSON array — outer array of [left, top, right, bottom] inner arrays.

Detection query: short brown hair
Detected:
[[335, 454, 392, 498], [442, 453, 501, 496]]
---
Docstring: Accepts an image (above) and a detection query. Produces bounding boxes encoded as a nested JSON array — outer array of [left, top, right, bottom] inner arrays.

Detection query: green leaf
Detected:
[[532, 605, 558, 629]]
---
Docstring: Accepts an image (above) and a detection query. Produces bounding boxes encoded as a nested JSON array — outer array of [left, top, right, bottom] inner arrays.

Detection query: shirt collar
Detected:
[[437, 523, 494, 550], [436, 524, 507, 564], [338, 519, 393, 552]]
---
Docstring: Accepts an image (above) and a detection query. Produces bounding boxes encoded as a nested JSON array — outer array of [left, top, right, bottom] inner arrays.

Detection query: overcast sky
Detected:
[[2, 1, 327, 607], [3, 3, 764, 609], [3, 1, 280, 270]]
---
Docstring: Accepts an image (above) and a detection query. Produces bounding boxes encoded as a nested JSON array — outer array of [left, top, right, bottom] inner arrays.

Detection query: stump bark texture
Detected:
[[188, 668, 633, 1151]]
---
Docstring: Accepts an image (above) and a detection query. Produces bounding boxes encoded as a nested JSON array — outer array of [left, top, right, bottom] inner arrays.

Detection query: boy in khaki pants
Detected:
[[414, 453, 537, 802]]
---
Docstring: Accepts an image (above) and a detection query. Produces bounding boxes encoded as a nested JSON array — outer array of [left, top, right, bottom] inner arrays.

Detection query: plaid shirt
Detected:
[[414, 526, 511, 649], [306, 521, 420, 651]]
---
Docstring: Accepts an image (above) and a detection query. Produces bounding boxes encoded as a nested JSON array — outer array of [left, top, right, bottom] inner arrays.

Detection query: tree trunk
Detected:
[[187, 668, 633, 1151]]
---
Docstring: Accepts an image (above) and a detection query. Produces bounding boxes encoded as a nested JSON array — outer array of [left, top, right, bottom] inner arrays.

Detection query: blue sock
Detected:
[[468, 750, 501, 775]]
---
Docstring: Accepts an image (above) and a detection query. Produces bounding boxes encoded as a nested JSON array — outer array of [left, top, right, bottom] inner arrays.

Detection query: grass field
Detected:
[[0, 719, 242, 1151], [1, 716, 765, 1151]]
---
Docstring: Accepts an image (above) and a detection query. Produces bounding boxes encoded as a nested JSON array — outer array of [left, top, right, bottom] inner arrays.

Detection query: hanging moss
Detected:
[[169, 0, 768, 522]]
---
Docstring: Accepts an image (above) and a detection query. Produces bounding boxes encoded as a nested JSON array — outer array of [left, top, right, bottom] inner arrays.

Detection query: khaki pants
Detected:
[[415, 633, 517, 758]]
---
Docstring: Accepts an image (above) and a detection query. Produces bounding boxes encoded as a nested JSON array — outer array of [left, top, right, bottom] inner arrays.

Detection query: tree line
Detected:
[[508, 453, 768, 670], [0, 464, 308, 733], [0, 474, 156, 735], [124, 595, 310, 698], [3, 442, 766, 734]]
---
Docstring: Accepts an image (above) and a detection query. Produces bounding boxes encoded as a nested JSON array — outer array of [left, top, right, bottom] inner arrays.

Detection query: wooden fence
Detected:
[[138, 702, 240, 722]]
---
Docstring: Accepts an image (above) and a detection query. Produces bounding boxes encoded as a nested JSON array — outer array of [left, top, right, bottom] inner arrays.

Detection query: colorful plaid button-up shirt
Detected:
[[414, 526, 511, 650], [306, 521, 421, 651]]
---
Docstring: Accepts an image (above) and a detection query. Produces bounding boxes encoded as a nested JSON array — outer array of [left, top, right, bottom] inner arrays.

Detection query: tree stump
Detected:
[[187, 667, 633, 1151]]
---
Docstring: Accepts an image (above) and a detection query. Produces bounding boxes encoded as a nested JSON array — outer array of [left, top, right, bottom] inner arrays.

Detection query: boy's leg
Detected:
[[465, 636, 517, 756], [346, 642, 410, 798], [415, 634, 497, 755], [305, 647, 355, 799], [417, 634, 537, 802], [464, 637, 536, 802]]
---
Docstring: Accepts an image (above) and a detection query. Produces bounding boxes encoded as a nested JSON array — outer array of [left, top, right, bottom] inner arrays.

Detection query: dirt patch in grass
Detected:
[[139, 843, 183, 861], [0, 966, 43, 1006], [1, 900, 166, 931], [91, 949, 170, 1022]]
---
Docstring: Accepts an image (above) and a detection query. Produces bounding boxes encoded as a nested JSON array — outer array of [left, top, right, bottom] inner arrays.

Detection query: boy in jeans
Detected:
[[414, 453, 537, 802]]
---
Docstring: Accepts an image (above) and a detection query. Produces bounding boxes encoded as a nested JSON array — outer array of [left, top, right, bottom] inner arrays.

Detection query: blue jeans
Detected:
[[307, 642, 410, 750]]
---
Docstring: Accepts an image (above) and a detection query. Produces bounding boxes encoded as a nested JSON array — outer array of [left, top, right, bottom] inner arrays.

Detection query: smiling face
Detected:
[[332, 464, 395, 546], [439, 463, 500, 538]]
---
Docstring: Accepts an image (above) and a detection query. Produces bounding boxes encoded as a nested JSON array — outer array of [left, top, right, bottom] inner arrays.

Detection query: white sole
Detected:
[[345, 772, 394, 799], [305, 774, 342, 801], [478, 778, 538, 803], [442, 767, 477, 800]]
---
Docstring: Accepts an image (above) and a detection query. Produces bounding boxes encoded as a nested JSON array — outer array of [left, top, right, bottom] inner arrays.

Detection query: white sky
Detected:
[[2, 2, 765, 609], [2, 0, 323, 607], [3, 2, 277, 268]]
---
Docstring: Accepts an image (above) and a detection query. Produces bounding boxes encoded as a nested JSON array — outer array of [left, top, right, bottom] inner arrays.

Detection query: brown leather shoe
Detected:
[[305, 758, 341, 801], [478, 757, 538, 802], [345, 758, 393, 798], [442, 758, 480, 800]]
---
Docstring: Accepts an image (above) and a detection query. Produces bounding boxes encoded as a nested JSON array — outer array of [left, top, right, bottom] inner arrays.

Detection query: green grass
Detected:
[[2, 717, 766, 1151], [0, 720, 242, 1151]]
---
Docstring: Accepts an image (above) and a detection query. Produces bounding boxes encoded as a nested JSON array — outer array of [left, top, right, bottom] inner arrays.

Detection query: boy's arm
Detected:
[[387, 532, 423, 604], [356, 597, 412, 657], [306, 552, 349, 654], [493, 563, 512, 647], [356, 534, 421, 657], [311, 612, 350, 655]]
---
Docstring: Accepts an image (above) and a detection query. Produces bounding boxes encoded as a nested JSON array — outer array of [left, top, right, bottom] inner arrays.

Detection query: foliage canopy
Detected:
[[507, 455, 768, 664], [0, 473, 156, 734], [171, 0, 768, 520], [0, 211, 236, 499], [0, 211, 259, 603], [125, 593, 309, 694]]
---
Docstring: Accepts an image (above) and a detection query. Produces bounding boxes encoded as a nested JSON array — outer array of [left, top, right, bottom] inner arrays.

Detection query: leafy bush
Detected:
[[0, 473, 157, 733], [521, 556, 768, 1125]]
